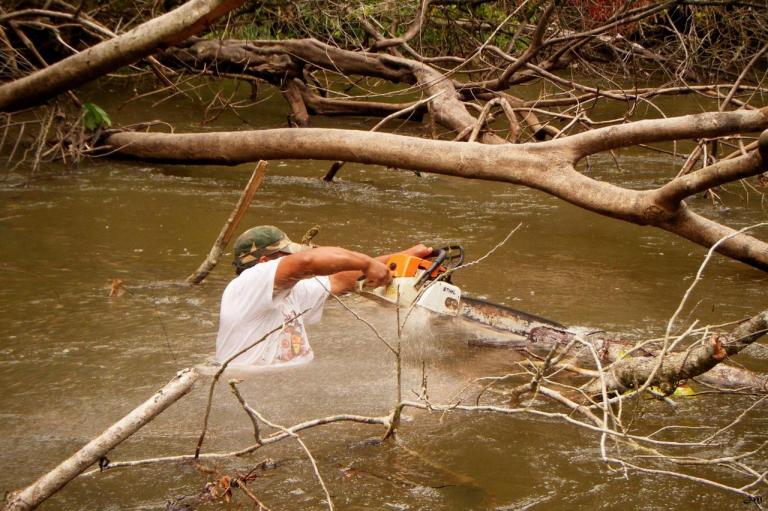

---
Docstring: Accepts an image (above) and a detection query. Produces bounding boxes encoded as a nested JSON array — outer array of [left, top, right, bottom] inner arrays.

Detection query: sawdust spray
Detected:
[[400, 306, 446, 367]]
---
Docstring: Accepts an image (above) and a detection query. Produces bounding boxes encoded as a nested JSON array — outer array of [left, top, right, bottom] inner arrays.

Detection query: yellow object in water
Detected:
[[648, 384, 695, 397], [673, 384, 695, 397]]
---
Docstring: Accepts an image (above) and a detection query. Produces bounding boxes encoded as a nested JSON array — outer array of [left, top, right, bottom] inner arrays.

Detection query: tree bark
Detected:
[[0, 0, 245, 112]]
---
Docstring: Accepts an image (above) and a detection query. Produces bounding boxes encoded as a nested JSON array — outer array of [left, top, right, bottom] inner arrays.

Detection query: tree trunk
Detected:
[[163, 38, 505, 142]]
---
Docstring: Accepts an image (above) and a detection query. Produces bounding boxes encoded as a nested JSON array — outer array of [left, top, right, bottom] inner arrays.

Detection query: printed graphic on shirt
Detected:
[[277, 311, 311, 362]]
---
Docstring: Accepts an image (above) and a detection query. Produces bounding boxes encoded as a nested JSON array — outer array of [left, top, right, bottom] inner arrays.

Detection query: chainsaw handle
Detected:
[[415, 248, 447, 288], [426, 247, 443, 259]]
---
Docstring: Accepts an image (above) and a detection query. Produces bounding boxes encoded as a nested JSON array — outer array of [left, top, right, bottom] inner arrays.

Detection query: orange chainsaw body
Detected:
[[359, 247, 464, 316], [386, 254, 445, 280]]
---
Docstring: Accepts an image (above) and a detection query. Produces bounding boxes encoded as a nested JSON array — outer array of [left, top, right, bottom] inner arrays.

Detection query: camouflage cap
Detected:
[[233, 225, 311, 272]]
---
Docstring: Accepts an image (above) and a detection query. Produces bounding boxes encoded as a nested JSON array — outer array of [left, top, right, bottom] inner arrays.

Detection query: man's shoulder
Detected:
[[233, 259, 279, 283], [222, 259, 280, 302]]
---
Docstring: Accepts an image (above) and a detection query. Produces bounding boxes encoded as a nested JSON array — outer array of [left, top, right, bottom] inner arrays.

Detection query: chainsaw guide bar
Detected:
[[359, 246, 588, 345]]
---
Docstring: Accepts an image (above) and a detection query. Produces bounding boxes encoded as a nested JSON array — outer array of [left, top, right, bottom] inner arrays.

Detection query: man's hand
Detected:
[[362, 259, 392, 289], [402, 244, 433, 259]]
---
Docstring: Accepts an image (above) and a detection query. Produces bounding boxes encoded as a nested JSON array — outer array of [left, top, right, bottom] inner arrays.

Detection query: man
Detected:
[[215, 225, 431, 368]]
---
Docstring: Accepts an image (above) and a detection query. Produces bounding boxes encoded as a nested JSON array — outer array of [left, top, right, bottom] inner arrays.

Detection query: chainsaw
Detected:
[[359, 245, 465, 316], [358, 245, 590, 346]]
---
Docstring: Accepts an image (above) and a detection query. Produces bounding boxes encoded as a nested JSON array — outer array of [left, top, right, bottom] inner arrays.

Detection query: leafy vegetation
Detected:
[[81, 102, 112, 131]]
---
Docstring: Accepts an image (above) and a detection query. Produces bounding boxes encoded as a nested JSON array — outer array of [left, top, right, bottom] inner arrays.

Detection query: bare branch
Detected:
[[187, 160, 267, 284]]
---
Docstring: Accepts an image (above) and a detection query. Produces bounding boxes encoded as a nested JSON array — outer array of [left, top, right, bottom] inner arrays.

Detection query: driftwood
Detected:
[[186, 160, 267, 284], [3, 368, 198, 511], [460, 224, 768, 395], [467, 314, 768, 394]]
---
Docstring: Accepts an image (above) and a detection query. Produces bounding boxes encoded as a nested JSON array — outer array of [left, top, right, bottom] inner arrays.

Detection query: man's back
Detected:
[[216, 259, 329, 367]]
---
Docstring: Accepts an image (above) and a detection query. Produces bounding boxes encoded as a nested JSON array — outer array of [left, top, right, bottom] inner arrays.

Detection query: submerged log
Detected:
[[187, 161, 266, 284], [463, 302, 768, 394]]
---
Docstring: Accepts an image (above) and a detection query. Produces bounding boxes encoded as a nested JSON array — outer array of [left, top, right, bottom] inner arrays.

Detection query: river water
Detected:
[[1, 81, 767, 510]]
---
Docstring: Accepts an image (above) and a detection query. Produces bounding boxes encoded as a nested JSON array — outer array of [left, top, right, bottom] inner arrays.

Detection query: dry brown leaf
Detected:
[[108, 278, 124, 298]]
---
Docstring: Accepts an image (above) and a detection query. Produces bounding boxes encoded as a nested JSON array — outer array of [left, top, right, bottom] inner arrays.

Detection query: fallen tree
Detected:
[[1, 0, 768, 507], [103, 116, 768, 270], [0, 0, 246, 111]]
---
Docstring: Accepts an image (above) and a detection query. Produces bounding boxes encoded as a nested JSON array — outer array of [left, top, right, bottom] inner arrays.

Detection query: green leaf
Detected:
[[82, 102, 112, 131]]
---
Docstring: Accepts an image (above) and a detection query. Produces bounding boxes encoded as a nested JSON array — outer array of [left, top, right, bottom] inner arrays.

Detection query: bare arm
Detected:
[[329, 244, 433, 294], [275, 244, 434, 296], [274, 246, 392, 295]]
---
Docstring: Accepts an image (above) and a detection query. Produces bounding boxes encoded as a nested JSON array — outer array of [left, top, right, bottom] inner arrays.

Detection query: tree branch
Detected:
[[654, 142, 767, 208], [0, 0, 245, 112], [561, 109, 768, 161]]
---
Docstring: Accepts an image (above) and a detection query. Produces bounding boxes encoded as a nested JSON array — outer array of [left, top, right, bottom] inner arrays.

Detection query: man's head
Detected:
[[233, 225, 311, 274]]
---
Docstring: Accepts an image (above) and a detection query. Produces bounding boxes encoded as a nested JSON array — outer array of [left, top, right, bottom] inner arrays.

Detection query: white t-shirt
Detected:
[[215, 259, 330, 367]]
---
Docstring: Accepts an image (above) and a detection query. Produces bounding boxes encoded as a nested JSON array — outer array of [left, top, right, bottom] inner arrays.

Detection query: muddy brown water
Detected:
[[1, 82, 768, 510]]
